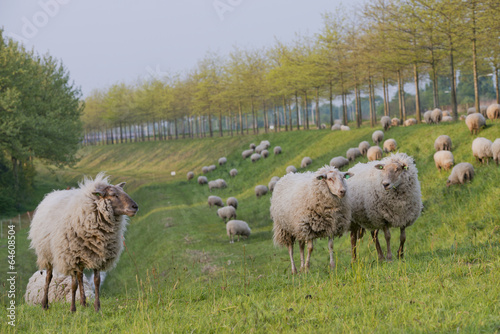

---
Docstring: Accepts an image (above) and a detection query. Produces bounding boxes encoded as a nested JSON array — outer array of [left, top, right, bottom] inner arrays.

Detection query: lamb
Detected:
[[274, 146, 282, 155], [226, 220, 251, 243], [286, 165, 297, 174], [187, 171, 194, 181], [383, 139, 397, 153], [321, 123, 327, 129], [270, 165, 353, 273], [251, 153, 261, 163], [465, 113, 486, 135], [217, 206, 237, 222], [358, 141, 370, 156], [255, 185, 269, 198], [25, 270, 94, 305], [442, 116, 453, 122], [198, 176, 208, 185], [249, 143, 256, 150], [208, 165, 216, 172], [367, 146, 383, 161], [487, 104, 500, 120], [424, 110, 433, 124], [226, 197, 238, 209], [28, 173, 138, 312], [242, 149, 254, 159], [434, 150, 454, 171], [229, 169, 238, 177], [372, 130, 384, 145], [381, 116, 391, 131], [208, 195, 224, 208], [404, 118, 417, 126], [331, 124, 341, 131], [218, 157, 227, 165], [434, 135, 452, 151], [261, 150, 269, 158], [340, 125, 350, 131], [492, 139, 500, 165], [346, 148, 362, 162], [329, 156, 349, 169], [268, 176, 280, 192], [431, 108, 443, 124], [446, 163, 474, 186], [347, 153, 422, 261], [301, 157, 312, 168], [202, 166, 209, 174], [391, 118, 400, 127], [472, 137, 493, 164]]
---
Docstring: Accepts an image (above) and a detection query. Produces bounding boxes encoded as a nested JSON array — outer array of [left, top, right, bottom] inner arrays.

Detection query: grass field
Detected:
[[1, 121, 499, 333]]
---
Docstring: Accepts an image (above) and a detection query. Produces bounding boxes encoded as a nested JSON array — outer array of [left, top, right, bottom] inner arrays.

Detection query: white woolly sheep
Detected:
[[28, 173, 138, 312], [442, 110, 450, 117], [260, 140, 271, 148], [367, 146, 383, 161], [208, 165, 216, 172], [269, 176, 280, 192], [381, 116, 391, 131], [472, 137, 493, 164], [467, 107, 476, 115], [249, 143, 256, 150], [226, 197, 238, 209], [423, 110, 433, 124], [347, 148, 362, 162], [372, 130, 384, 145], [358, 141, 370, 156], [321, 123, 327, 129], [198, 176, 208, 185], [216, 179, 227, 188], [347, 153, 422, 261], [383, 139, 397, 153], [251, 153, 261, 163], [274, 146, 282, 155], [25, 270, 94, 306], [208, 195, 224, 208], [434, 150, 454, 171], [459, 115, 467, 121], [208, 180, 219, 191], [442, 116, 453, 122], [465, 113, 486, 135], [270, 165, 353, 273], [301, 157, 312, 168], [226, 220, 251, 243], [218, 157, 227, 165], [431, 108, 443, 124], [330, 156, 349, 169], [242, 149, 254, 159], [187, 171, 194, 181], [217, 206, 237, 221], [331, 124, 341, 131], [487, 104, 500, 120], [446, 163, 474, 187], [404, 118, 417, 126], [261, 150, 269, 158], [255, 185, 269, 198], [202, 166, 209, 174], [434, 135, 452, 151], [391, 118, 400, 127], [340, 125, 350, 131], [229, 169, 238, 177], [255, 144, 266, 154], [286, 165, 297, 174], [492, 139, 500, 165]]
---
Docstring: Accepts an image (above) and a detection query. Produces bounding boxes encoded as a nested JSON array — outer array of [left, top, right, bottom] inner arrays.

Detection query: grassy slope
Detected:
[[2, 121, 500, 333]]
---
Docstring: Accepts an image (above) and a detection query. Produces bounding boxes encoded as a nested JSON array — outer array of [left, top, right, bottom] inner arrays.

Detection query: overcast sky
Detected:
[[1, 0, 365, 97]]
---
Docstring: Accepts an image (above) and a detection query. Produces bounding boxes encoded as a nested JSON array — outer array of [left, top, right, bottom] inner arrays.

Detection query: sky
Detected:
[[1, 0, 366, 97]]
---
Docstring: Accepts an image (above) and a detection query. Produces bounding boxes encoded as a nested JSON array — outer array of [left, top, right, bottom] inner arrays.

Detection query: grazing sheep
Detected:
[[404, 118, 417, 126], [261, 150, 269, 158], [198, 176, 208, 185], [358, 141, 370, 156], [465, 113, 486, 135], [249, 143, 256, 150], [208, 195, 224, 208], [286, 165, 297, 174], [216, 179, 227, 188], [255, 144, 266, 154], [274, 146, 282, 155], [434, 135, 452, 151], [442, 110, 450, 117], [442, 116, 453, 122], [467, 107, 476, 115], [329, 156, 349, 169], [226, 197, 238, 209], [260, 140, 271, 148], [301, 157, 312, 168], [187, 171, 194, 181], [255, 185, 269, 198], [242, 149, 254, 159], [321, 123, 327, 129], [434, 150, 454, 171], [331, 124, 341, 131], [229, 169, 238, 177], [492, 139, 500, 165], [208, 180, 219, 191], [217, 206, 237, 222], [347, 153, 422, 261], [202, 166, 209, 174], [472, 137, 493, 164], [381, 116, 391, 131], [251, 153, 261, 163], [268, 176, 280, 193], [372, 130, 384, 145], [340, 125, 350, 131], [367, 146, 383, 161], [423, 110, 433, 124], [487, 104, 500, 120], [391, 118, 400, 127], [346, 148, 362, 162], [446, 163, 474, 187], [25, 270, 94, 305], [383, 139, 397, 153], [208, 165, 216, 172], [28, 173, 138, 312], [431, 108, 443, 124], [459, 115, 467, 121], [270, 165, 353, 273], [226, 220, 251, 243], [218, 157, 227, 165]]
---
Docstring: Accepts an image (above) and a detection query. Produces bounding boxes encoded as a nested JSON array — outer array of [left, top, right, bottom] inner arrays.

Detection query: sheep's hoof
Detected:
[[42, 303, 49, 310], [94, 303, 101, 312], [70, 305, 76, 313]]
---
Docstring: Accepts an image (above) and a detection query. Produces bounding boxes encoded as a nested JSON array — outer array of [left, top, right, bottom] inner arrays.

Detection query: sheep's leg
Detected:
[[397, 227, 406, 259], [382, 226, 393, 261], [299, 241, 305, 270], [288, 244, 298, 274], [350, 229, 358, 262], [371, 230, 385, 261], [70, 273, 78, 312], [41, 267, 53, 310], [94, 269, 101, 312], [328, 237, 335, 269], [305, 240, 313, 270], [77, 271, 87, 307]]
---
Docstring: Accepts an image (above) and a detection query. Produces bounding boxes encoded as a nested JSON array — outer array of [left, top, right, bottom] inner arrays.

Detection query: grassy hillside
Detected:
[[2, 121, 500, 333]]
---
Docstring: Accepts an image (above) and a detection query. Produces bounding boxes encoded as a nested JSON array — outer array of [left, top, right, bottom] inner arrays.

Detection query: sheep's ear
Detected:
[[316, 174, 327, 180], [93, 185, 107, 197], [343, 172, 354, 179], [374, 164, 385, 170], [116, 182, 126, 188]]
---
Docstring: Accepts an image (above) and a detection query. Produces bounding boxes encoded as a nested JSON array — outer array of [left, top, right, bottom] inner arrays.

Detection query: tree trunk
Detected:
[[304, 92, 309, 130], [315, 87, 320, 129], [413, 63, 422, 122], [449, 35, 458, 120], [329, 81, 334, 126], [369, 76, 375, 127], [431, 53, 439, 108], [282, 96, 288, 131], [263, 102, 268, 134], [383, 77, 388, 117], [295, 92, 300, 130], [495, 66, 499, 103], [471, 3, 480, 116], [219, 111, 223, 137], [355, 83, 361, 128], [397, 70, 403, 120], [174, 119, 178, 139]]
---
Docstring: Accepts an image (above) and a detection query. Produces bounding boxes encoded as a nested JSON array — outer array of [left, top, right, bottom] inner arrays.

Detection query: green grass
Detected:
[[1, 121, 500, 333]]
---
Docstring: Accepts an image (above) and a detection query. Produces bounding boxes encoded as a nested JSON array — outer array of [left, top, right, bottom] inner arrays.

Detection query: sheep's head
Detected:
[[316, 167, 353, 198], [93, 182, 138, 217], [375, 162, 409, 190]]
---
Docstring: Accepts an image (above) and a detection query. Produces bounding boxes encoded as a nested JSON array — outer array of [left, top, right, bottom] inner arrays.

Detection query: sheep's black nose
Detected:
[[382, 182, 390, 189]]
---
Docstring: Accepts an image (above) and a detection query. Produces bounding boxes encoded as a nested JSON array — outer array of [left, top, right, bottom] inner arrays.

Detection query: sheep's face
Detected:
[[94, 182, 138, 217], [316, 170, 353, 198], [375, 162, 408, 190]]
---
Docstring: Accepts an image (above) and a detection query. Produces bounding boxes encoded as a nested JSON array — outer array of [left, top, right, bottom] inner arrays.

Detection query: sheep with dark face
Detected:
[[358, 141, 370, 156], [372, 130, 384, 145], [381, 116, 391, 131], [447, 163, 474, 186], [187, 171, 194, 180]]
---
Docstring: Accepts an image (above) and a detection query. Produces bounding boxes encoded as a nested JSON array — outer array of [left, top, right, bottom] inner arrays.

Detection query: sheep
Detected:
[[434, 150, 454, 171], [424, 110, 433, 124], [347, 153, 422, 261], [255, 144, 266, 154], [372, 130, 384, 145], [467, 107, 476, 115], [208, 165, 216, 172], [242, 149, 254, 159], [270, 165, 353, 273], [260, 140, 271, 149], [346, 148, 362, 162], [255, 185, 269, 198], [28, 173, 138, 312], [340, 125, 350, 131], [465, 113, 486, 135], [367, 146, 383, 161], [202, 166, 209, 174], [187, 171, 194, 181], [229, 169, 238, 177], [391, 118, 400, 127], [198, 176, 208, 185], [216, 179, 227, 188], [329, 156, 349, 169], [301, 157, 312, 168], [442, 116, 453, 122], [217, 206, 237, 222], [251, 153, 261, 163], [404, 118, 417, 126], [249, 143, 256, 150], [459, 115, 467, 121], [381, 116, 391, 131], [226, 220, 251, 243], [442, 110, 450, 117], [218, 157, 227, 165], [208, 180, 219, 191], [208, 195, 224, 208], [25, 270, 94, 306], [274, 146, 282, 155], [434, 135, 452, 151], [431, 108, 443, 124], [286, 165, 297, 174], [269, 176, 280, 193], [261, 150, 269, 158], [383, 139, 397, 153], [446, 163, 474, 187], [492, 139, 500, 165], [226, 197, 238, 209], [321, 123, 327, 129], [487, 104, 500, 120], [331, 124, 341, 131], [472, 137, 493, 164], [358, 141, 370, 156]]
